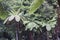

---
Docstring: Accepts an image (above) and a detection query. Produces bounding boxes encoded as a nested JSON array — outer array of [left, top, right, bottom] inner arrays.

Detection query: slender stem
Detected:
[[15, 28, 19, 40], [29, 31, 34, 40], [15, 22, 19, 40], [47, 31, 50, 40]]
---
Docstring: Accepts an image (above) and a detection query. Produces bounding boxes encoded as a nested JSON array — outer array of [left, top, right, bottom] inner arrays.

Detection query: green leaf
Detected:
[[25, 22, 39, 30], [0, 5, 8, 20], [0, 12, 8, 20], [0, 0, 3, 2], [23, 21, 30, 25], [35, 21, 46, 27], [29, 0, 44, 14]]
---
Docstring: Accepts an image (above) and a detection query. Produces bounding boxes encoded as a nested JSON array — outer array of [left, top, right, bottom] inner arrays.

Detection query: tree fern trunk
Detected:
[[54, 0, 60, 39], [47, 31, 50, 40], [29, 31, 34, 40], [15, 22, 20, 40]]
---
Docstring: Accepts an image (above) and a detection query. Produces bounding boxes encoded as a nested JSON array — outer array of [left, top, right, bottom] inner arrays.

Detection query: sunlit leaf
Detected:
[[15, 15, 20, 22], [46, 24, 51, 31], [26, 22, 39, 30], [29, 0, 44, 14], [0, 0, 3, 2], [8, 15, 14, 21]]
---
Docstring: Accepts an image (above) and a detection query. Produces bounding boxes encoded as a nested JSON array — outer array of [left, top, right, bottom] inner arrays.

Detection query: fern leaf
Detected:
[[29, 0, 44, 14]]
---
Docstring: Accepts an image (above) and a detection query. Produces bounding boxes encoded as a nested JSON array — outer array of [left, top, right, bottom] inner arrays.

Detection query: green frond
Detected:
[[29, 0, 44, 14]]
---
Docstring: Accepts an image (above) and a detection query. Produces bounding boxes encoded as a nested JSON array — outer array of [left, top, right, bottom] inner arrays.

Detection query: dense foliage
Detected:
[[0, 0, 57, 31], [0, 0, 58, 40]]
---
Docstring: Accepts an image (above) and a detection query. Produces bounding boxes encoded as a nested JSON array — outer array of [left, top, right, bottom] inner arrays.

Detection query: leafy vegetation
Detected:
[[0, 0, 58, 40]]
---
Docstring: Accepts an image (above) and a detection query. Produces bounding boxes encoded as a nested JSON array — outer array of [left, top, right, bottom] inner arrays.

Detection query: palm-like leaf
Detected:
[[29, 0, 44, 14]]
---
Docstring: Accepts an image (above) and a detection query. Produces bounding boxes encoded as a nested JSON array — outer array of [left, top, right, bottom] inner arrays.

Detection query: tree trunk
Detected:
[[29, 31, 34, 40], [54, 0, 60, 40], [15, 22, 20, 40]]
